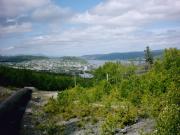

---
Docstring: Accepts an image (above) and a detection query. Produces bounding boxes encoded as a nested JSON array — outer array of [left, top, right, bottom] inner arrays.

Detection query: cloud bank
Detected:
[[0, 0, 180, 56]]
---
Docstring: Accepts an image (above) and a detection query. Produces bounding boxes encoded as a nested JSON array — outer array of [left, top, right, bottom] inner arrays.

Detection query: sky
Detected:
[[0, 0, 180, 56]]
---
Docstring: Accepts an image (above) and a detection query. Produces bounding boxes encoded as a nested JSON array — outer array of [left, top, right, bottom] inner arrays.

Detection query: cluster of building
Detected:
[[1, 59, 95, 78]]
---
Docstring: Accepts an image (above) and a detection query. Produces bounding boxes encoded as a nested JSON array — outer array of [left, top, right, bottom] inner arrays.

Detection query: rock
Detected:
[[33, 97, 41, 102], [120, 127, 128, 134], [25, 108, 32, 115], [114, 127, 128, 134], [24, 87, 36, 91]]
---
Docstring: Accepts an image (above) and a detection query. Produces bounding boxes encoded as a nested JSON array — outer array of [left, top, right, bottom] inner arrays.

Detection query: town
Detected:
[[0, 57, 96, 78]]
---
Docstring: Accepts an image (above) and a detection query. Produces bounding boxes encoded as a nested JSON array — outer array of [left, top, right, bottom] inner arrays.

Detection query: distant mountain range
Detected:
[[0, 50, 163, 62], [0, 55, 87, 63], [82, 50, 163, 60], [0, 55, 48, 62]]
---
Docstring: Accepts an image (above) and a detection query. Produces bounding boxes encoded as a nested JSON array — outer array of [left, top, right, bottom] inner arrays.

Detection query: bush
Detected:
[[37, 120, 62, 135], [44, 97, 59, 114], [101, 113, 120, 135], [101, 102, 138, 134], [154, 104, 180, 135], [40, 48, 180, 135]]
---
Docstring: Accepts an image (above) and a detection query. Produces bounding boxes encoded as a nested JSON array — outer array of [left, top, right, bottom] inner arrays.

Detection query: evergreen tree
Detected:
[[144, 46, 153, 66]]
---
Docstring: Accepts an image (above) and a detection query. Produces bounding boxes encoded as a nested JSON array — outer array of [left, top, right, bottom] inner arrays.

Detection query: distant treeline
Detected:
[[0, 55, 47, 62], [0, 55, 87, 63], [0, 66, 92, 91]]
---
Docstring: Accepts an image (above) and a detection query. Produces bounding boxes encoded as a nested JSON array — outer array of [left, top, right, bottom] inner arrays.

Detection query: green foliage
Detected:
[[101, 102, 138, 134], [93, 62, 136, 84], [101, 113, 120, 135], [144, 46, 154, 65], [44, 97, 59, 114], [0, 66, 92, 91], [154, 104, 180, 135], [103, 81, 112, 95], [39, 48, 179, 134], [163, 48, 180, 70], [37, 120, 63, 135]]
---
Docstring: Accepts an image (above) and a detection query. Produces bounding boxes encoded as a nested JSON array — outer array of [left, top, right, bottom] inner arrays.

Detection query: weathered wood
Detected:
[[0, 88, 32, 135]]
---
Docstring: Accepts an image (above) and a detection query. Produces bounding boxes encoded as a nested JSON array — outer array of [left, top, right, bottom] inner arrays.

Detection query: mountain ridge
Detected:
[[81, 50, 163, 60], [0, 50, 163, 62]]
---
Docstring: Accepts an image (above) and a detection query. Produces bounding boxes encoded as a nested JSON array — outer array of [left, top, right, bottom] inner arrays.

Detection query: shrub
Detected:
[[38, 121, 62, 135], [154, 104, 180, 135], [101, 113, 120, 135], [43, 97, 59, 114]]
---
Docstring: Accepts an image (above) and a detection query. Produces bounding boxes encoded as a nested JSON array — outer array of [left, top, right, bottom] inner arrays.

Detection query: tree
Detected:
[[144, 46, 153, 68]]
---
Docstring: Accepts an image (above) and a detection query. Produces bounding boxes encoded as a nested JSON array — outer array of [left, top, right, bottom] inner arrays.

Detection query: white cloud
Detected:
[[31, 4, 73, 23], [72, 0, 180, 26], [25, 25, 180, 52], [0, 23, 32, 36], [0, 0, 73, 35], [0, 0, 50, 17]]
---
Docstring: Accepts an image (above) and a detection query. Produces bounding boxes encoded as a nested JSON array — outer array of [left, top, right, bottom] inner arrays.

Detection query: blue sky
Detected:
[[55, 0, 102, 12], [0, 0, 180, 56]]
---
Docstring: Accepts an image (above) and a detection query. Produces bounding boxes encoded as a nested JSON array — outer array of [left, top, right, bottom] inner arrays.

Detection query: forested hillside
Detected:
[[0, 55, 47, 62], [38, 48, 179, 135], [0, 67, 92, 90]]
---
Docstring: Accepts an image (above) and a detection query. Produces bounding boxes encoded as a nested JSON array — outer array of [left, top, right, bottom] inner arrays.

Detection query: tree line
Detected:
[[0, 66, 92, 91]]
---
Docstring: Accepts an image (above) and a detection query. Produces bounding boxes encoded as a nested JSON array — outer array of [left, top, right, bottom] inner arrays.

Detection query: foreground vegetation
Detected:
[[36, 48, 179, 134], [0, 67, 92, 91]]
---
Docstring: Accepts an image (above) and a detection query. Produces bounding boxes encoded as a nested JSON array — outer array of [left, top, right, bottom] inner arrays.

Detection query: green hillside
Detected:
[[36, 48, 180, 135]]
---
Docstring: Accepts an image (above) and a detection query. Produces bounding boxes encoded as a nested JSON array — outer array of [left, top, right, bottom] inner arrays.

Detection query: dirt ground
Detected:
[[20, 89, 58, 135], [20, 89, 155, 135], [0, 87, 154, 135]]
